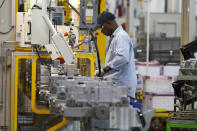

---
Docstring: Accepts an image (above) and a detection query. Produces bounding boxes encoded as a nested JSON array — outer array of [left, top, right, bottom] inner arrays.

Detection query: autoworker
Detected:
[[95, 11, 137, 98]]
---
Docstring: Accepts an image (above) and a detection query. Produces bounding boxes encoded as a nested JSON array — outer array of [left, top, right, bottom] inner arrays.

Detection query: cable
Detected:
[[35, 46, 44, 65], [65, 0, 102, 76], [0, 0, 5, 8], [0, 26, 15, 35]]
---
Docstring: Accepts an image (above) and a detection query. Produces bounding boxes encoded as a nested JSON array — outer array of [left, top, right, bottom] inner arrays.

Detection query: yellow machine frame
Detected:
[[13, 0, 107, 130], [11, 52, 68, 131], [46, 117, 67, 131], [76, 52, 97, 76], [11, 52, 97, 131]]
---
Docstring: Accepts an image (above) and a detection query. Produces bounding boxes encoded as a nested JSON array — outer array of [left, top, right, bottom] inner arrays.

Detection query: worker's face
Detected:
[[101, 22, 112, 36]]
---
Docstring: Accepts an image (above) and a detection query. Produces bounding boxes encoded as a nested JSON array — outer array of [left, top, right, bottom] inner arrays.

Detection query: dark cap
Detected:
[[96, 11, 115, 30]]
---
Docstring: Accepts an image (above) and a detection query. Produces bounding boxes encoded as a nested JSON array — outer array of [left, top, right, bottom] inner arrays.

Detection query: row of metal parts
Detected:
[[181, 58, 197, 75]]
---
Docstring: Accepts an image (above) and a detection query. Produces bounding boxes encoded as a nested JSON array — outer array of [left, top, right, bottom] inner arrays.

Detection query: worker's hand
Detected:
[[94, 69, 105, 77], [94, 66, 111, 77]]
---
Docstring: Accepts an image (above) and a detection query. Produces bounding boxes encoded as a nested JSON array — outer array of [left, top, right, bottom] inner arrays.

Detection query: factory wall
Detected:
[[144, 13, 181, 37]]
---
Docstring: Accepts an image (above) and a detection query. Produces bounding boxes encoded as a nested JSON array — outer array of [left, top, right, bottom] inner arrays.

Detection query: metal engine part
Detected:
[[95, 105, 109, 120], [48, 74, 155, 131], [180, 59, 197, 75], [49, 76, 128, 106]]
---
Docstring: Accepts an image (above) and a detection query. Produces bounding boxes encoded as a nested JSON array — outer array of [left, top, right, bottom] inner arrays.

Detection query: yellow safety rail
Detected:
[[31, 56, 50, 114], [76, 55, 96, 77], [14, 55, 50, 131], [46, 117, 68, 131], [13, 53, 96, 131], [154, 109, 174, 117]]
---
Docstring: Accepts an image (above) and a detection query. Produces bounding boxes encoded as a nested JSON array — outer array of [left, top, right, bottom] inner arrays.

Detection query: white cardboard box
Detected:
[[144, 76, 174, 94], [144, 95, 174, 111]]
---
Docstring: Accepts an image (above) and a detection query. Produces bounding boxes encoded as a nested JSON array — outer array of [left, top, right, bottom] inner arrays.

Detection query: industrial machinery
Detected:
[[79, 0, 98, 30], [45, 60, 154, 131], [10, 50, 154, 131], [134, 37, 180, 64], [167, 39, 197, 130], [16, 0, 76, 63], [0, 0, 155, 130]]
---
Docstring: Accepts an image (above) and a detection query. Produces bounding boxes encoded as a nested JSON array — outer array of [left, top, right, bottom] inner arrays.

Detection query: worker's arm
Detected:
[[96, 55, 128, 76], [107, 36, 131, 70]]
